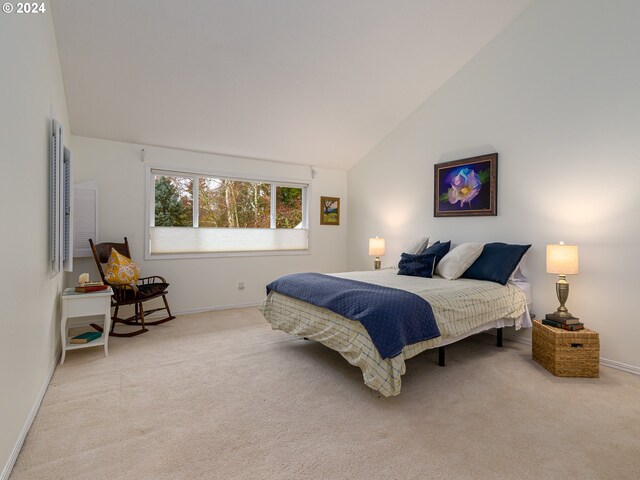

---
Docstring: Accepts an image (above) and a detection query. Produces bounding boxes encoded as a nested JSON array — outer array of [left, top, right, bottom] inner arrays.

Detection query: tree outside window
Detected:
[[154, 175, 303, 229]]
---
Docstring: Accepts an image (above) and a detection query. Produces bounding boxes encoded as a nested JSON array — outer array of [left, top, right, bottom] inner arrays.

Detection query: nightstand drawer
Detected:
[[63, 294, 110, 318]]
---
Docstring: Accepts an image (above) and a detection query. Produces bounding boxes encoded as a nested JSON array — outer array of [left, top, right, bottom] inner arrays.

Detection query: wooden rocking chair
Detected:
[[89, 237, 175, 337]]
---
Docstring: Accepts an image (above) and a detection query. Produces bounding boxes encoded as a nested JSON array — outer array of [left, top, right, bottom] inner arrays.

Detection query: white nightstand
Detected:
[[60, 287, 113, 365]]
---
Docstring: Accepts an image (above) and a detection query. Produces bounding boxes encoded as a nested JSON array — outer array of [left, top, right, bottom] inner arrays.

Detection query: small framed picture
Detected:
[[320, 196, 340, 225], [434, 153, 498, 217]]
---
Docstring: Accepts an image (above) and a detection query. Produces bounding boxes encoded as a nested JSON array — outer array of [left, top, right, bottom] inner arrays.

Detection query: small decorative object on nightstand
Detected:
[[368, 236, 385, 270], [532, 320, 599, 377]]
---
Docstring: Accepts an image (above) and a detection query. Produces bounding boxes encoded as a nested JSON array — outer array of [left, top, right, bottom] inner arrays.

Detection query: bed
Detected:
[[259, 269, 532, 397]]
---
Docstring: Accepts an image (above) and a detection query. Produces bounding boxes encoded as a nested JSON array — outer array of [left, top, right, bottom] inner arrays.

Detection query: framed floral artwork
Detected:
[[320, 196, 340, 225], [434, 153, 497, 217]]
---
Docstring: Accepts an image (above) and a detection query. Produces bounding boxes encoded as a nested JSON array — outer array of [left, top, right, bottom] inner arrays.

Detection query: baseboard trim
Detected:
[[146, 301, 261, 318], [506, 332, 640, 375], [599, 358, 640, 375], [1, 348, 60, 480]]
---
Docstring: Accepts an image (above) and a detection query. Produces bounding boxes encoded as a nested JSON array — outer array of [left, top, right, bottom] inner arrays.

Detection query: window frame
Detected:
[[144, 165, 311, 260]]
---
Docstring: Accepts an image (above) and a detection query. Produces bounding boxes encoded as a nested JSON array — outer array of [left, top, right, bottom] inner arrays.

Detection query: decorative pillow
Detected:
[[397, 252, 437, 278], [462, 242, 532, 285], [436, 243, 484, 280], [413, 236, 430, 254], [104, 248, 140, 286], [510, 251, 529, 281], [421, 240, 451, 268]]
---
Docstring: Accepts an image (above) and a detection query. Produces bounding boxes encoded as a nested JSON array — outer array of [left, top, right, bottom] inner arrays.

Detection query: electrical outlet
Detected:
[[238, 281, 245, 290]]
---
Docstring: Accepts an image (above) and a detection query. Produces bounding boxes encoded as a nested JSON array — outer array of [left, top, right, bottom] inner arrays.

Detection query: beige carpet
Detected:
[[10, 308, 640, 480]]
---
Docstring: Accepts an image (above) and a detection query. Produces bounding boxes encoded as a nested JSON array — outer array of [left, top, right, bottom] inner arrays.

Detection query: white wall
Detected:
[[69, 137, 347, 313], [0, 2, 71, 477], [347, 0, 640, 368]]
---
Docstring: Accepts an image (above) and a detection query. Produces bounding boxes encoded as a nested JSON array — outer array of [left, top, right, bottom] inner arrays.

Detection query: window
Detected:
[[147, 168, 309, 257]]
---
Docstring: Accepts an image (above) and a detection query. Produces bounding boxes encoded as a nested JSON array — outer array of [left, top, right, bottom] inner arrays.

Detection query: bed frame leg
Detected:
[[438, 346, 445, 367], [497, 328, 503, 348]]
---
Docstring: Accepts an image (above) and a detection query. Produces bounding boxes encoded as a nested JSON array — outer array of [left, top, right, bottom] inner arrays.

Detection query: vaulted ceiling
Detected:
[[51, 0, 532, 169]]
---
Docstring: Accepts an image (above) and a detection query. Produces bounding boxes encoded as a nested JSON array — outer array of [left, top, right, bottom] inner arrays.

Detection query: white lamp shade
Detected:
[[368, 237, 385, 256], [546, 244, 579, 275]]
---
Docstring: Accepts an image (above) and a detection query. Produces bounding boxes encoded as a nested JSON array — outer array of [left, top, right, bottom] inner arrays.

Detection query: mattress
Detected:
[[259, 269, 531, 397]]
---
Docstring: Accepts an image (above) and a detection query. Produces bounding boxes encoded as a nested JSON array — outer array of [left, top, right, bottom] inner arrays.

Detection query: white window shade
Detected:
[[150, 227, 308, 254]]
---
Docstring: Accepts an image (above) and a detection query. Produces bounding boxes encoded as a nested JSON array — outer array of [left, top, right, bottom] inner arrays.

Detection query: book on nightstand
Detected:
[[70, 332, 102, 344], [544, 313, 581, 324], [75, 282, 108, 293], [542, 319, 584, 331]]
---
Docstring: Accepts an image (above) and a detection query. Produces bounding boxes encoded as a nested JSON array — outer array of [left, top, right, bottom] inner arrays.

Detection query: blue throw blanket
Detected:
[[266, 273, 440, 359]]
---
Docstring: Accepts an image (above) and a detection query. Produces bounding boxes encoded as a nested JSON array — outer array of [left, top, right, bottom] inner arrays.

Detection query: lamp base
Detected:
[[545, 312, 580, 322], [374, 258, 381, 270], [551, 277, 578, 321]]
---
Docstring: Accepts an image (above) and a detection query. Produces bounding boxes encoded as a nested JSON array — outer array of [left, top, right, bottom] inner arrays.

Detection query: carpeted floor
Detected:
[[10, 307, 640, 480]]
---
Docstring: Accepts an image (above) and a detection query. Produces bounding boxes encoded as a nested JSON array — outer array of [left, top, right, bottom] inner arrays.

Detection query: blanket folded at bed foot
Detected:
[[266, 272, 440, 358]]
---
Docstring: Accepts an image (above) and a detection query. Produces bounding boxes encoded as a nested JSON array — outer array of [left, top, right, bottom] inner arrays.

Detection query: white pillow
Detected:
[[407, 236, 430, 254], [510, 251, 529, 281], [436, 243, 484, 280]]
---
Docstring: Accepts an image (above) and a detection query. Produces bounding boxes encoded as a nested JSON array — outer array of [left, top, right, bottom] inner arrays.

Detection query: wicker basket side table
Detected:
[[532, 320, 599, 377]]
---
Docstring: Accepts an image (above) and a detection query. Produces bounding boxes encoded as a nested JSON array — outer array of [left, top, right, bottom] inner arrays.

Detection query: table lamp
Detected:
[[546, 242, 579, 320], [369, 237, 385, 270]]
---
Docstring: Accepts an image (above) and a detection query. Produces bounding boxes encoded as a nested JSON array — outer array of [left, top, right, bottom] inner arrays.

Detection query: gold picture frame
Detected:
[[434, 153, 498, 217], [320, 196, 340, 225]]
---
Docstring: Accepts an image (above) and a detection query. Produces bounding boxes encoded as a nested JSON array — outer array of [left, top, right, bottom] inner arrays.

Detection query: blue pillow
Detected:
[[398, 252, 437, 278], [422, 241, 451, 268], [462, 242, 531, 285]]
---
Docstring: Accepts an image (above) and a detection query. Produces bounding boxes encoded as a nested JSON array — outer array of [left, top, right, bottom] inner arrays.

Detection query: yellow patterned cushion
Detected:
[[104, 249, 140, 286]]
